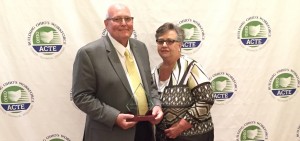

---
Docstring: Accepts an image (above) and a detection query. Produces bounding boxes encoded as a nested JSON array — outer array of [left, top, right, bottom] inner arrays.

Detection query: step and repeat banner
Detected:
[[1, 0, 300, 141]]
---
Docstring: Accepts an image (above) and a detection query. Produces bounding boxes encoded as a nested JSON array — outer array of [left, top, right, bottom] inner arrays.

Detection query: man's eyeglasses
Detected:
[[106, 17, 134, 23], [156, 39, 179, 45]]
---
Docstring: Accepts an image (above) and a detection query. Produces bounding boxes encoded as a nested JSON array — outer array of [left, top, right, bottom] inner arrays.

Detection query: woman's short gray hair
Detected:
[[155, 22, 185, 42]]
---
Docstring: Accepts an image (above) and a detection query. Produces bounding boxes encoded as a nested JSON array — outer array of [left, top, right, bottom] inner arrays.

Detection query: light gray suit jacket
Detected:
[[72, 36, 161, 141]]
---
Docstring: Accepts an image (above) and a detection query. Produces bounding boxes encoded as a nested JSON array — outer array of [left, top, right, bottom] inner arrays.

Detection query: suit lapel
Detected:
[[129, 41, 150, 94], [104, 36, 133, 95], [130, 41, 154, 108]]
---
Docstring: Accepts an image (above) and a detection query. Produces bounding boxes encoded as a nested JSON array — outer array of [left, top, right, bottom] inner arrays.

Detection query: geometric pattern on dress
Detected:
[[161, 85, 194, 107]]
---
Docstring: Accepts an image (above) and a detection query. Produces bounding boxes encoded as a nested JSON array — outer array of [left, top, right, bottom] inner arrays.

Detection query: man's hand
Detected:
[[150, 106, 163, 125], [115, 113, 137, 129]]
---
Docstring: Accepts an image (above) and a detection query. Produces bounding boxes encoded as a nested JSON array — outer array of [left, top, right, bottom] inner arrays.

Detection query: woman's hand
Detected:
[[164, 119, 192, 139]]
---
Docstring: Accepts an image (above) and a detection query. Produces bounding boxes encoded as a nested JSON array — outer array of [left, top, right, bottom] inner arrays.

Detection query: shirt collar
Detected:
[[108, 33, 131, 57]]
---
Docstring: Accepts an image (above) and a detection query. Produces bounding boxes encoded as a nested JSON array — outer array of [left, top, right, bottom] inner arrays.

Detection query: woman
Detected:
[[152, 22, 214, 141]]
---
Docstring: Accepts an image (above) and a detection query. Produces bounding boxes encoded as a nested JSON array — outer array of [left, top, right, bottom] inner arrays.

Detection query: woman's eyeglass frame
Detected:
[[156, 39, 180, 45]]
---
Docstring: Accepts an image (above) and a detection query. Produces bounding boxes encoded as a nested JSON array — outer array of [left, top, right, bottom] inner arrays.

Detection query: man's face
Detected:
[[104, 6, 133, 44]]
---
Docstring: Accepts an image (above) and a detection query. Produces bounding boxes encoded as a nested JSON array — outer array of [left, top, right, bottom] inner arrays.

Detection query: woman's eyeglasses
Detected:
[[156, 39, 179, 45]]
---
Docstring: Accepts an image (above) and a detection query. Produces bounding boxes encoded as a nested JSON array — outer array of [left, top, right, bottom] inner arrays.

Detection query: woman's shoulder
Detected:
[[180, 55, 198, 65], [180, 55, 206, 73]]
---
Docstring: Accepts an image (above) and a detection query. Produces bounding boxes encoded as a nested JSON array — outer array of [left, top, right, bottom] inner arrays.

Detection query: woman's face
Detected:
[[156, 30, 182, 60]]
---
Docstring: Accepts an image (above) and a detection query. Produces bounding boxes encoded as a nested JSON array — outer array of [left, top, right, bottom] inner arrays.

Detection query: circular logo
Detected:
[[209, 72, 237, 104], [177, 18, 205, 54], [236, 121, 269, 141], [27, 21, 66, 58], [268, 68, 299, 101], [0, 81, 34, 117], [43, 134, 71, 141], [237, 16, 271, 51]]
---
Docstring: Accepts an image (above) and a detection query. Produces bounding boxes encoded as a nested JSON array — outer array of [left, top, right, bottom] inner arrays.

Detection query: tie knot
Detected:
[[124, 49, 133, 62], [124, 49, 130, 57]]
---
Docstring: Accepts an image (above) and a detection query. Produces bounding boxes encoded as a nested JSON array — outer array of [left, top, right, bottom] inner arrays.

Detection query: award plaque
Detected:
[[126, 83, 155, 122]]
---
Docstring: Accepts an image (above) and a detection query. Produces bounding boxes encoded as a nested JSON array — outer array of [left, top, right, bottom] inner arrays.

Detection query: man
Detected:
[[72, 3, 163, 141]]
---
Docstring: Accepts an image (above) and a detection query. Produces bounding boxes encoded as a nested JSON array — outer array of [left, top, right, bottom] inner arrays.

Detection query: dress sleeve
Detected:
[[183, 62, 214, 124]]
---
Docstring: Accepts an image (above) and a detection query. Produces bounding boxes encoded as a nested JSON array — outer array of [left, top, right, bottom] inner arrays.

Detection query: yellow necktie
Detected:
[[124, 49, 148, 115]]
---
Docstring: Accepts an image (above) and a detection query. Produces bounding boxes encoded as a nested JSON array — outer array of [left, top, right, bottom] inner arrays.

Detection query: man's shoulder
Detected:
[[79, 37, 108, 51], [129, 38, 147, 53], [83, 38, 104, 48], [129, 38, 145, 45], [75, 38, 109, 57]]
